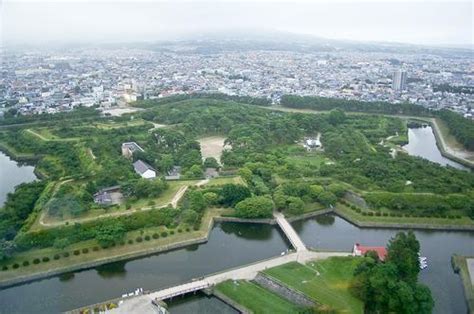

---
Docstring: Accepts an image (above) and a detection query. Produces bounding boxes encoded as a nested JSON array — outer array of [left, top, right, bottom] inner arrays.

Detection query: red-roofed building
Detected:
[[352, 243, 387, 261]]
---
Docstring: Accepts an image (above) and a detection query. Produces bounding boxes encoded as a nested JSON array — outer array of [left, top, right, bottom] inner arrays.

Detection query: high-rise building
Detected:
[[392, 70, 407, 91]]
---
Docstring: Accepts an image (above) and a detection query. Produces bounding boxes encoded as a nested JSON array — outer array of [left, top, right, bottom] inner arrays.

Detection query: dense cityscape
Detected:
[[1, 43, 473, 118]]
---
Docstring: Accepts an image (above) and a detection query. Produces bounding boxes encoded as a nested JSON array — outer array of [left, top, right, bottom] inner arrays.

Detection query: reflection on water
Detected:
[[0, 222, 289, 313], [167, 292, 237, 314], [96, 261, 127, 279], [58, 273, 75, 282], [403, 126, 468, 170], [293, 214, 474, 314], [0, 151, 37, 206]]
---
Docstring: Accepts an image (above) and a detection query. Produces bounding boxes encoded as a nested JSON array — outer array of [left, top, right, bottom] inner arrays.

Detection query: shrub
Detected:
[[42, 257, 50, 262], [22, 260, 30, 266], [382, 212, 388, 217], [12, 263, 19, 269], [63, 252, 70, 258], [73, 250, 80, 256], [178, 229, 183, 233], [350, 204, 356, 210], [448, 215, 455, 219], [193, 224, 200, 231], [119, 241, 125, 246], [170, 230, 175, 235], [82, 248, 89, 254], [161, 231, 168, 237], [144, 235, 151, 241], [128, 239, 134, 244], [375, 212, 381, 216], [152, 233, 159, 239], [368, 212, 374, 216], [2, 265, 8, 271], [362, 212, 368, 216], [93, 246, 100, 251], [185, 228, 191, 232], [53, 254, 61, 260], [455, 215, 462, 219], [136, 237, 143, 243]]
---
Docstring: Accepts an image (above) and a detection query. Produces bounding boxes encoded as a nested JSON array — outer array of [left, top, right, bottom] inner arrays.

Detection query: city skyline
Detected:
[[1, 0, 472, 47]]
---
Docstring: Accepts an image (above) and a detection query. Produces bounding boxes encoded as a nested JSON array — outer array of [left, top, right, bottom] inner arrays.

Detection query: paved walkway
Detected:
[[107, 251, 349, 314], [274, 212, 307, 252], [467, 258, 474, 284]]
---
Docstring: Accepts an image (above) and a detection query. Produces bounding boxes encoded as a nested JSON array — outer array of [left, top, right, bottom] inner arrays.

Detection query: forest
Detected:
[[1, 96, 473, 263]]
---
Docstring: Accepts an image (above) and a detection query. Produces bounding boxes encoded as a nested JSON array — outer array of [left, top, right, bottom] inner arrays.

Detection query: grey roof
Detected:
[[133, 159, 155, 175], [122, 142, 144, 153]]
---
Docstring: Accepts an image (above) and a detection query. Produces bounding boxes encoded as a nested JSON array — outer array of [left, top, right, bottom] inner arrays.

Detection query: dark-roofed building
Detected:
[[133, 159, 156, 179]]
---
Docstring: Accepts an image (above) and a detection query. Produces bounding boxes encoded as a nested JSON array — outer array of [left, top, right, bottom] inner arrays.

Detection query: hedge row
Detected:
[[15, 207, 180, 250], [2, 228, 194, 272]]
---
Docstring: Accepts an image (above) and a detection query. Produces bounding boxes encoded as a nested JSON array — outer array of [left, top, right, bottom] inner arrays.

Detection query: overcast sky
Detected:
[[1, 0, 472, 47]]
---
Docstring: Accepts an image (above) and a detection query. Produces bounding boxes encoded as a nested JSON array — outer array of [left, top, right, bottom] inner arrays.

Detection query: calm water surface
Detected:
[[292, 214, 474, 314], [0, 151, 37, 206], [403, 126, 469, 170], [0, 222, 290, 313]]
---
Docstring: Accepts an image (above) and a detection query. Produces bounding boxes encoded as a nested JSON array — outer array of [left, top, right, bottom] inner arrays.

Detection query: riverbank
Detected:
[[451, 255, 474, 313], [333, 205, 474, 231]]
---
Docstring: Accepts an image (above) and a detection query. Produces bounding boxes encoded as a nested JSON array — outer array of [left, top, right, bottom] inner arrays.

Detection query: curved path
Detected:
[[39, 179, 208, 227]]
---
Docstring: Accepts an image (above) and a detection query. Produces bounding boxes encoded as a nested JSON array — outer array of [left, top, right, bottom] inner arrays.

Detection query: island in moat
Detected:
[[1, 94, 473, 313]]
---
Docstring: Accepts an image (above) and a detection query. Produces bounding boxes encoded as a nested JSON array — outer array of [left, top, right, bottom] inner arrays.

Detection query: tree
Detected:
[[309, 185, 324, 200], [286, 196, 304, 215], [203, 192, 219, 205], [0, 240, 16, 261], [188, 190, 206, 212], [328, 109, 346, 126], [386, 231, 420, 283], [235, 196, 273, 218], [350, 232, 433, 314], [185, 164, 203, 178], [318, 191, 337, 206], [181, 209, 199, 224], [327, 183, 346, 198], [53, 238, 71, 250], [203, 157, 220, 169], [95, 223, 126, 247], [219, 184, 252, 207]]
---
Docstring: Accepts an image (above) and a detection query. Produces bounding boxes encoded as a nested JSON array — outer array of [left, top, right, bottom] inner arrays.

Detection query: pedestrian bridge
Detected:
[[103, 250, 349, 314], [274, 212, 307, 252]]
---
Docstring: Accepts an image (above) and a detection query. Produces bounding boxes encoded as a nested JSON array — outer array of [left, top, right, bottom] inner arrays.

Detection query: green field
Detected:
[[215, 280, 304, 314], [264, 257, 364, 313]]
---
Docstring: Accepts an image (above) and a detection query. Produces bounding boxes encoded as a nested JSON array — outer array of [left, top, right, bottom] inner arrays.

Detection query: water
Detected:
[[292, 214, 474, 314], [0, 151, 37, 206], [403, 126, 469, 170], [0, 222, 290, 313]]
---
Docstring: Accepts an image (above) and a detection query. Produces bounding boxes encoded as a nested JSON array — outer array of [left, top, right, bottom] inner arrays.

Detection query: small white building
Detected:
[[133, 160, 156, 179]]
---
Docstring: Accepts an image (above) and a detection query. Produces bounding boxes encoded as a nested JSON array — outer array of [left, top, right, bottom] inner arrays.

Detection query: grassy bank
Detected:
[[0, 208, 223, 287], [335, 204, 474, 230], [215, 280, 304, 313], [452, 255, 474, 312], [263, 257, 364, 313]]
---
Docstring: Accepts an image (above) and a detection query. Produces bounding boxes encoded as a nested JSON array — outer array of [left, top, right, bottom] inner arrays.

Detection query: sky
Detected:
[[1, 0, 472, 47]]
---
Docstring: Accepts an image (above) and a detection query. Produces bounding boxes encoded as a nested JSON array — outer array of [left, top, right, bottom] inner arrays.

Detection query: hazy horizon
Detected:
[[1, 0, 473, 48]]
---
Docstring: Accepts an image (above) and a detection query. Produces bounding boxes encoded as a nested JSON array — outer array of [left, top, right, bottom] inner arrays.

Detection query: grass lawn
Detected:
[[215, 280, 304, 314], [207, 176, 245, 186], [286, 153, 331, 169], [264, 257, 365, 314], [336, 203, 474, 227]]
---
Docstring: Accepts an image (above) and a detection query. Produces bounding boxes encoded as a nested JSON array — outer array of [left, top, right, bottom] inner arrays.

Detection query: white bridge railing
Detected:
[[155, 282, 210, 300]]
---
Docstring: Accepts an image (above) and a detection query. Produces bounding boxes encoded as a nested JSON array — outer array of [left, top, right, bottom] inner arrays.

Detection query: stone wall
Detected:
[[253, 273, 315, 307]]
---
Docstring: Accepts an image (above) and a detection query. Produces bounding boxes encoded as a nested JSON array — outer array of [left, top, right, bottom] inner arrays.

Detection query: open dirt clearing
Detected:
[[199, 136, 228, 164]]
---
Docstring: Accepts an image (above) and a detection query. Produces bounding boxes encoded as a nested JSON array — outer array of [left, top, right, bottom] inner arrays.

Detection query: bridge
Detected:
[[101, 250, 348, 314], [274, 212, 307, 252], [71, 213, 340, 314]]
